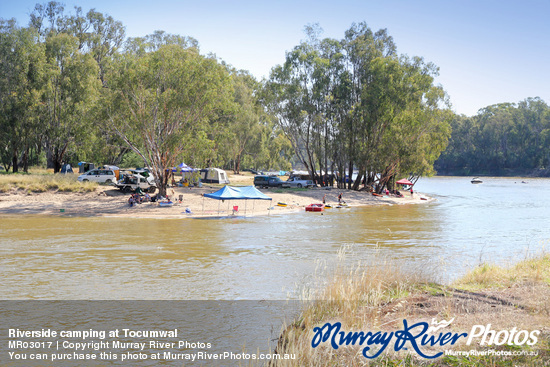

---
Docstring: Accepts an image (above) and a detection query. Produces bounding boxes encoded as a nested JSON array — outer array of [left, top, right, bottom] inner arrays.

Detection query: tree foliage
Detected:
[[265, 23, 452, 190], [436, 98, 550, 175], [4, 3, 544, 186], [1, 2, 289, 177], [105, 45, 234, 195], [0, 20, 44, 172]]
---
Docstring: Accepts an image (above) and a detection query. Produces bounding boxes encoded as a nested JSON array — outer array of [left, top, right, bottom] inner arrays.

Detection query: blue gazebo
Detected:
[[203, 185, 272, 215]]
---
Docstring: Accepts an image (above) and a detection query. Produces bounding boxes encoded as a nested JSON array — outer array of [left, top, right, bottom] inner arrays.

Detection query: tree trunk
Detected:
[[347, 160, 353, 190], [46, 148, 54, 169], [352, 167, 365, 191], [12, 152, 18, 173], [234, 152, 242, 174], [22, 146, 29, 173]]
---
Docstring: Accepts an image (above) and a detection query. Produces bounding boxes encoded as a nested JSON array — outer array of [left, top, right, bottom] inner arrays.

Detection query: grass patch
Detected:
[[453, 253, 550, 290], [0, 173, 98, 193], [268, 251, 550, 367], [268, 249, 433, 366]]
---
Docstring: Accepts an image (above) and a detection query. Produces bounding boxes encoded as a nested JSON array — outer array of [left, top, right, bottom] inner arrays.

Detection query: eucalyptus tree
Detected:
[[39, 31, 100, 172], [339, 23, 398, 189], [125, 31, 199, 56], [265, 24, 340, 183], [28, 1, 66, 39], [267, 22, 451, 190], [373, 70, 452, 189], [0, 20, 45, 172], [105, 45, 234, 196], [83, 9, 125, 86], [26, 2, 126, 170], [358, 55, 451, 190], [224, 71, 265, 173], [256, 126, 293, 171]]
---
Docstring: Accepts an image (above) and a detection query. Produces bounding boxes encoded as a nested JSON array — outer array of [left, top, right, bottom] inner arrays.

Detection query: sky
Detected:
[[1, 0, 549, 116]]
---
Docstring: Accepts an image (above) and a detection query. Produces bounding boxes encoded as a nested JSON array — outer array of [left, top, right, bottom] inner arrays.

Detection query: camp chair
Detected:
[[232, 206, 239, 215]]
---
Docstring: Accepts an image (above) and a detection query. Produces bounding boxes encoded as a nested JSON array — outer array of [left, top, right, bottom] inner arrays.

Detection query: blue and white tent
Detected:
[[203, 185, 272, 215], [204, 185, 271, 201], [173, 163, 196, 173]]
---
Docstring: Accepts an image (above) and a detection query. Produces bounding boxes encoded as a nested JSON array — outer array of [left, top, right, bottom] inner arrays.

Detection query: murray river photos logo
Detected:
[[311, 319, 540, 359]]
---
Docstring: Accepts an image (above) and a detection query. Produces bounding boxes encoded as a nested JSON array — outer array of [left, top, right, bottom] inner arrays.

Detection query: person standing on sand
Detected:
[[322, 194, 326, 204], [410, 187, 414, 197], [338, 193, 343, 204]]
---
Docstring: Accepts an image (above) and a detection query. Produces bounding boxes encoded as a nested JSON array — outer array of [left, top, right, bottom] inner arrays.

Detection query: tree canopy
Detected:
[[0, 1, 291, 182], [2, 2, 546, 190], [436, 98, 550, 176], [264, 23, 452, 191]]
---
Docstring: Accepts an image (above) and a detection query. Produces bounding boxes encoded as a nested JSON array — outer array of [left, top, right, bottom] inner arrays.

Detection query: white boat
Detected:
[[471, 177, 483, 184]]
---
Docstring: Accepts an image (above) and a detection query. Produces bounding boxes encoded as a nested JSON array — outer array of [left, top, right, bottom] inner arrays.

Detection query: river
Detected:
[[1, 176, 549, 300], [1, 176, 549, 365]]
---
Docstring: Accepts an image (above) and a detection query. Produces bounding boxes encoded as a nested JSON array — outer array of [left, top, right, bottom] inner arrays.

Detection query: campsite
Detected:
[[1, 1, 549, 366], [0, 171, 430, 218]]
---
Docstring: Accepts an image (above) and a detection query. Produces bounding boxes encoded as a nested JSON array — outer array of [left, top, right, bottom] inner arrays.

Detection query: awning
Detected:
[[396, 179, 413, 185], [204, 186, 271, 200], [173, 163, 196, 172], [203, 185, 272, 216]]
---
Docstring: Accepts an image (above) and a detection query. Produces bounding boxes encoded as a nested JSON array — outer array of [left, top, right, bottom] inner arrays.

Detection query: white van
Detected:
[[77, 169, 117, 184]]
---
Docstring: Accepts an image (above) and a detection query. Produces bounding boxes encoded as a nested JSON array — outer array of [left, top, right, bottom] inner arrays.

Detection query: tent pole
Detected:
[[218, 201, 220, 215], [245, 200, 247, 217]]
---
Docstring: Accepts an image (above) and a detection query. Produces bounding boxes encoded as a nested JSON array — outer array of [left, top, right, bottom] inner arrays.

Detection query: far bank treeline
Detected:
[[436, 98, 550, 176]]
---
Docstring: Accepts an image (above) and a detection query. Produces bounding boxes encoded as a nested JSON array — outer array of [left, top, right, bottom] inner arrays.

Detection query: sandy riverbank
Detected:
[[0, 173, 432, 218]]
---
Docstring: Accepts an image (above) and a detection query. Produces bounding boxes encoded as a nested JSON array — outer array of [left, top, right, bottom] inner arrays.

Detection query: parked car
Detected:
[[128, 169, 155, 185], [282, 177, 315, 188], [253, 175, 284, 188], [115, 174, 157, 193], [77, 169, 117, 184]]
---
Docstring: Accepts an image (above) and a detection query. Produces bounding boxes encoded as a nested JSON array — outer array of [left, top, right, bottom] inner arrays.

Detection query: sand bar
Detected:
[[0, 173, 431, 218]]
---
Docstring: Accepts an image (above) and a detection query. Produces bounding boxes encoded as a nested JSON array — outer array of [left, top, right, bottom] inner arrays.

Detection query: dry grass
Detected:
[[268, 248, 433, 367], [298, 248, 430, 329], [0, 172, 98, 193], [454, 253, 550, 290], [268, 251, 550, 367]]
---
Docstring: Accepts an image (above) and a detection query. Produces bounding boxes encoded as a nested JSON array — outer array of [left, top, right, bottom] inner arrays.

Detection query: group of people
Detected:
[[128, 192, 153, 207]]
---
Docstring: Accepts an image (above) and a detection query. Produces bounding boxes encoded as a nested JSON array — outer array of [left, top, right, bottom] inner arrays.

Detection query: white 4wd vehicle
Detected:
[[130, 169, 155, 184], [115, 174, 157, 193], [282, 177, 315, 188], [77, 169, 116, 184]]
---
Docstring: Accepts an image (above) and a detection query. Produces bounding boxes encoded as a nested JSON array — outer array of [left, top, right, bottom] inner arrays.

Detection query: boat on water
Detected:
[[471, 177, 483, 184], [305, 203, 324, 212]]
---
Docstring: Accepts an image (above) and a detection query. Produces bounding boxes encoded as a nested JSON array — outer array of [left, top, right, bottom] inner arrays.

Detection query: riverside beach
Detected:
[[0, 173, 431, 218]]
